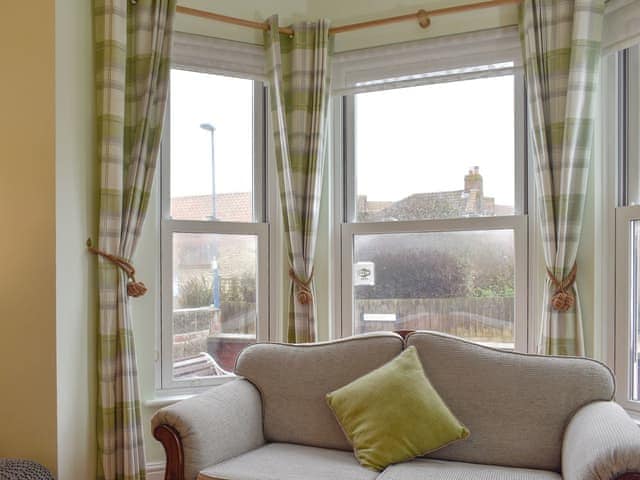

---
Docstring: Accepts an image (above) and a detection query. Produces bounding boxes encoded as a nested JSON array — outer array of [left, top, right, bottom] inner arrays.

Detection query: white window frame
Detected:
[[613, 42, 640, 415], [331, 27, 530, 351], [615, 205, 640, 414], [158, 33, 274, 392]]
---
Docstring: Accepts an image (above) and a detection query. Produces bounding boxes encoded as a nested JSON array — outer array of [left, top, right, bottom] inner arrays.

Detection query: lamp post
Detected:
[[199, 123, 216, 220], [211, 257, 221, 309], [200, 123, 220, 309]]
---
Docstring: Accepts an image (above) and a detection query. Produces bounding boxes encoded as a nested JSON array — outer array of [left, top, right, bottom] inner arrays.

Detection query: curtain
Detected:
[[264, 16, 332, 343], [520, 0, 604, 355], [94, 1, 175, 478]]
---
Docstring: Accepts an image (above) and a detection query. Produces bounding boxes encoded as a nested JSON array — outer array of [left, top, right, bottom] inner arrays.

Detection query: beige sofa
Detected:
[[151, 331, 640, 480]]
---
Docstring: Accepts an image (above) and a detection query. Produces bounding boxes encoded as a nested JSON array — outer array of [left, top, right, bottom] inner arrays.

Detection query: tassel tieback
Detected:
[[289, 268, 313, 305], [86, 238, 148, 298], [546, 263, 578, 312]]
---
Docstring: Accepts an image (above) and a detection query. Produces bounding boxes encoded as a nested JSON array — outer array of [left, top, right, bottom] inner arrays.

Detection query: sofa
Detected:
[[151, 331, 640, 480]]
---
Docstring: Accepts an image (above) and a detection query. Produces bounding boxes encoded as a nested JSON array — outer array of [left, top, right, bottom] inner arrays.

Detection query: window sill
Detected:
[[144, 394, 195, 408], [628, 410, 640, 426]]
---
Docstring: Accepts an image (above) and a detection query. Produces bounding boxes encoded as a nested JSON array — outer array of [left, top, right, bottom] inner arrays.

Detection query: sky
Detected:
[[170, 69, 515, 208], [355, 75, 514, 207], [170, 69, 254, 198]]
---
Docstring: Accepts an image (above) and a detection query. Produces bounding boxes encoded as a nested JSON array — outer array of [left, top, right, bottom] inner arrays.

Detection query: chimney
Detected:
[[464, 166, 483, 195]]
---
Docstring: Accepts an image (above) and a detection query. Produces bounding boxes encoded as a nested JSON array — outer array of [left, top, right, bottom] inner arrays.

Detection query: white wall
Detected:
[[55, 0, 97, 478], [310, 0, 518, 52]]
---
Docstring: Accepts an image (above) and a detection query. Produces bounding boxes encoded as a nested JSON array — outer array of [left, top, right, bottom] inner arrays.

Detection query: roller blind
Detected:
[[172, 33, 266, 81], [332, 26, 521, 96], [604, 0, 640, 54]]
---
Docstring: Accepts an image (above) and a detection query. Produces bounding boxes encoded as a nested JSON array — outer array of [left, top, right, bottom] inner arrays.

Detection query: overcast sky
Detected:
[[170, 70, 515, 208]]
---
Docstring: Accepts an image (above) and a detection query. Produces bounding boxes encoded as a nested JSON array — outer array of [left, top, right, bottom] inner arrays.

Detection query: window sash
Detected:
[[341, 68, 527, 223], [158, 40, 270, 391], [339, 216, 528, 351], [615, 205, 640, 413], [159, 220, 269, 391]]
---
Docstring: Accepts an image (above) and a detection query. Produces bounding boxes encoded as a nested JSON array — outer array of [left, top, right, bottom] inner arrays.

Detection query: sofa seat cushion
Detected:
[[377, 459, 562, 480], [197, 443, 379, 480]]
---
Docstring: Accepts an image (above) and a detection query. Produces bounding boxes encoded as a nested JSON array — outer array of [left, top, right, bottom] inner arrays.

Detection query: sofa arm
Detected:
[[562, 401, 640, 480], [151, 378, 265, 480]]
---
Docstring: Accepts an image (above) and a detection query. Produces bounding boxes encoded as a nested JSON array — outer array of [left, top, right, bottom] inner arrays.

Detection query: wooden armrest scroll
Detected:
[[153, 424, 185, 480]]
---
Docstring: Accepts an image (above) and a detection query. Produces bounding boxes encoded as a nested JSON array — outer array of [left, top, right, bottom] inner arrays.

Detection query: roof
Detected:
[[171, 192, 253, 222], [363, 190, 498, 221]]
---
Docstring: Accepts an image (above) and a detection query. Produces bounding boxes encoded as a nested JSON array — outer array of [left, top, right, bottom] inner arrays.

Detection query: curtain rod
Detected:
[[176, 0, 522, 37]]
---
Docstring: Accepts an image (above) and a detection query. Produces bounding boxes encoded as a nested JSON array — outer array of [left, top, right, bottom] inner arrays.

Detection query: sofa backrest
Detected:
[[235, 332, 404, 451], [407, 331, 615, 472]]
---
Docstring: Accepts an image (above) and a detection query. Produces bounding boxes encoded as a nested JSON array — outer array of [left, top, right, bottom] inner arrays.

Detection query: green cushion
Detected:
[[325, 346, 469, 471]]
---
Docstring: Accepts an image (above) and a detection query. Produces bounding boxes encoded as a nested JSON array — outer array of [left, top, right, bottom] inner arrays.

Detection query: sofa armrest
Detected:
[[151, 378, 265, 480], [562, 401, 640, 480]]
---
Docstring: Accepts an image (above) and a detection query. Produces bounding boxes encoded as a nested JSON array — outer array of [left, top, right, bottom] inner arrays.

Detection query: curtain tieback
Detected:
[[86, 238, 148, 298], [546, 263, 578, 312], [289, 268, 314, 305]]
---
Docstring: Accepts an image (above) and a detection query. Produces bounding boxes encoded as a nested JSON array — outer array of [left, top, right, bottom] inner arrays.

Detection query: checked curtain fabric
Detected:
[[94, 1, 175, 478], [520, 0, 604, 355], [265, 16, 332, 343]]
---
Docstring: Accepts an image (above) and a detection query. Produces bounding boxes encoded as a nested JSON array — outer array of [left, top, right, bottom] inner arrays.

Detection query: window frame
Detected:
[[158, 33, 272, 392], [614, 45, 640, 414], [615, 205, 640, 413], [331, 27, 530, 351]]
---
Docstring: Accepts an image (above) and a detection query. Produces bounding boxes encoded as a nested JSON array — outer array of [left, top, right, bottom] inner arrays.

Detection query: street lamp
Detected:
[[200, 123, 216, 220], [200, 123, 220, 309], [211, 257, 221, 309]]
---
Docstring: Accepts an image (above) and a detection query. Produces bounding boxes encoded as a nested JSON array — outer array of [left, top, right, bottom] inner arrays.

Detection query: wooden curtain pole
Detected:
[[176, 0, 521, 36], [176, 6, 295, 36], [330, 0, 521, 34]]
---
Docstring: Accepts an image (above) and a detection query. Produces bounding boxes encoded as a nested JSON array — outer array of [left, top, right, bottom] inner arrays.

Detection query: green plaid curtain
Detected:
[[264, 16, 332, 343], [521, 0, 603, 355], [94, 1, 175, 478]]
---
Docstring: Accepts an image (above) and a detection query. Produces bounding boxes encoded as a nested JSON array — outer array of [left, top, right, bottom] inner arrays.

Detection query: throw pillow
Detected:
[[326, 345, 469, 471]]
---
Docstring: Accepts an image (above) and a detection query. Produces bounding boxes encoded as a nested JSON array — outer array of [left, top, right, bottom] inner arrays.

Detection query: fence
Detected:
[[355, 296, 514, 343], [172, 303, 256, 363]]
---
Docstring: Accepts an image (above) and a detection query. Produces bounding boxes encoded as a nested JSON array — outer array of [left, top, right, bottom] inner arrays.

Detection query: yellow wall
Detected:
[[0, 2, 58, 473]]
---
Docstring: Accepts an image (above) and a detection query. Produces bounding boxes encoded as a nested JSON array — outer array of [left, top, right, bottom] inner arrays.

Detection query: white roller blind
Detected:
[[604, 0, 640, 54], [332, 26, 521, 96], [172, 33, 266, 81]]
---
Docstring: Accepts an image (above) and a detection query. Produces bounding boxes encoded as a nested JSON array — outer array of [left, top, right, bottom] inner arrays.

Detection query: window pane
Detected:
[[172, 233, 257, 380], [352, 230, 515, 348], [354, 75, 515, 222], [629, 45, 640, 205], [632, 221, 640, 401], [170, 69, 254, 221]]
